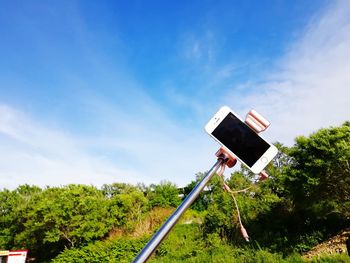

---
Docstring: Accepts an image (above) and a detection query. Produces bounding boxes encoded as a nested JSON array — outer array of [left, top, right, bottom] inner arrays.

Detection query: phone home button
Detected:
[[261, 157, 268, 164]]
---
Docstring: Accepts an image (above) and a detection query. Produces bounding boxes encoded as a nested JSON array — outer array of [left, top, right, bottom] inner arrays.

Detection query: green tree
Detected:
[[108, 188, 149, 231], [287, 122, 350, 206], [148, 181, 181, 208], [14, 185, 113, 260], [284, 122, 350, 234], [102, 183, 139, 197], [246, 123, 350, 252], [0, 189, 21, 249], [0, 185, 42, 250]]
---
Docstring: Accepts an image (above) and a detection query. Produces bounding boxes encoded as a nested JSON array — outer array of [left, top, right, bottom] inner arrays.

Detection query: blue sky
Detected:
[[1, 0, 349, 189]]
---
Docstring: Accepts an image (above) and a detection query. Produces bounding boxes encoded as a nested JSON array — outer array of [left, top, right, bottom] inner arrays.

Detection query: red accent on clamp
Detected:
[[258, 170, 269, 181], [215, 147, 237, 168]]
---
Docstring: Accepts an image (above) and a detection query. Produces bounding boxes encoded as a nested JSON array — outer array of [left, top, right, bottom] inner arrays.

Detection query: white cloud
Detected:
[[181, 31, 217, 63], [0, 103, 214, 190], [73, 95, 215, 186], [225, 0, 350, 145], [0, 105, 147, 189]]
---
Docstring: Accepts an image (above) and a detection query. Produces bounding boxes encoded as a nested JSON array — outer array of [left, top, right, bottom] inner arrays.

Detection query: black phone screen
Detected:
[[212, 113, 270, 167]]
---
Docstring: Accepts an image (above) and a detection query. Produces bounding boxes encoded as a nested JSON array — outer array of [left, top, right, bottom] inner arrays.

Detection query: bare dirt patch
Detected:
[[303, 229, 350, 259]]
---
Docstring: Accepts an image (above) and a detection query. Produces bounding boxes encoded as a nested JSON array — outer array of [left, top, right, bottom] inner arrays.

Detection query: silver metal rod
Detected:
[[133, 159, 223, 263]]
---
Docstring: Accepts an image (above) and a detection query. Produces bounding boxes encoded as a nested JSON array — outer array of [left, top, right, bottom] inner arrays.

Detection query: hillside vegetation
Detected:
[[0, 122, 349, 262]]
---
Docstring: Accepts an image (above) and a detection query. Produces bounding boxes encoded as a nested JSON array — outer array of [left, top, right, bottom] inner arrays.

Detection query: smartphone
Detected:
[[205, 106, 278, 174]]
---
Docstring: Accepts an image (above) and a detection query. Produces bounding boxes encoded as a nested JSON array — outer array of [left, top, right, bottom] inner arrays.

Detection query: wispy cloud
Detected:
[[223, 0, 350, 144], [0, 101, 214, 189], [181, 31, 217, 63], [0, 104, 145, 189]]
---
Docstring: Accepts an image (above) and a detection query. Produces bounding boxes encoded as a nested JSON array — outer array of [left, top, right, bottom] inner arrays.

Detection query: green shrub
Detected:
[[53, 236, 148, 263], [310, 253, 350, 263]]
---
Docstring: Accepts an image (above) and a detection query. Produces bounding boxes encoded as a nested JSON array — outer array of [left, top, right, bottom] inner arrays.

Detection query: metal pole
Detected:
[[133, 159, 223, 263]]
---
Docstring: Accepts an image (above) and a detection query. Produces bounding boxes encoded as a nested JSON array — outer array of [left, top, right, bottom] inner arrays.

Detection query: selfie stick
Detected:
[[133, 109, 270, 263], [133, 158, 225, 263]]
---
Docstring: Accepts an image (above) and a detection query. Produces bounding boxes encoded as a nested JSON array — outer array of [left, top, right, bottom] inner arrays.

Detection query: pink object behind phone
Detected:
[[245, 109, 270, 133]]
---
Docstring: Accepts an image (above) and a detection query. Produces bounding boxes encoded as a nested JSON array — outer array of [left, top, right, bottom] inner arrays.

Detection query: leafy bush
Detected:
[[53, 236, 148, 263], [147, 181, 182, 208]]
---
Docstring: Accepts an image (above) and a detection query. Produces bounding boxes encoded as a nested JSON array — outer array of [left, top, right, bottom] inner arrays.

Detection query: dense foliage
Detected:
[[0, 123, 349, 262]]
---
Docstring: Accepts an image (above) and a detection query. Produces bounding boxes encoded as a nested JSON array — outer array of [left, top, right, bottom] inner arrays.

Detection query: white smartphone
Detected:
[[205, 106, 278, 174]]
